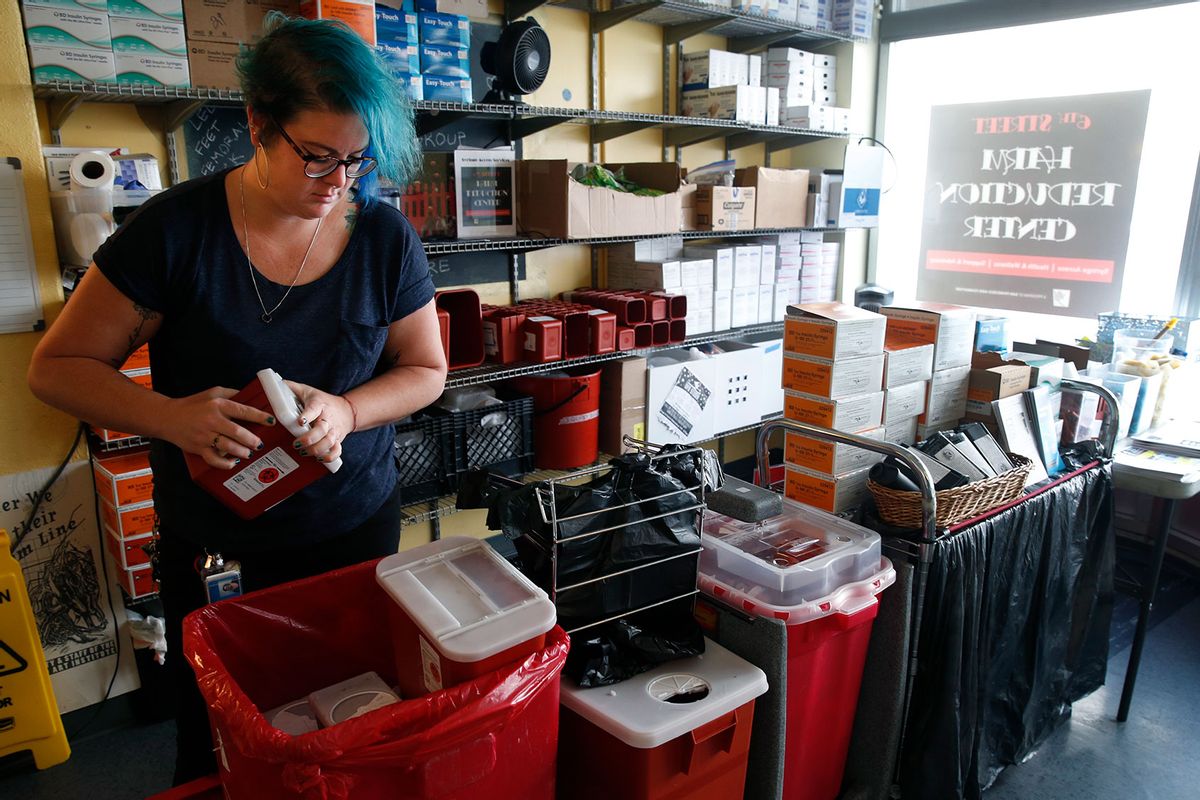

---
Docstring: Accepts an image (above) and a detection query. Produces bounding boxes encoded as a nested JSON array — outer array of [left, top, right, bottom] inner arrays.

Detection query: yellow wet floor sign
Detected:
[[0, 529, 70, 769]]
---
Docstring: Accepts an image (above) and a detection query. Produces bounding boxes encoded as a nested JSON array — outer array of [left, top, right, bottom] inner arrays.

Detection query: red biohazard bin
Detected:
[[512, 368, 602, 469], [375, 536, 557, 698], [184, 558, 568, 800], [698, 506, 896, 800], [558, 638, 767, 800]]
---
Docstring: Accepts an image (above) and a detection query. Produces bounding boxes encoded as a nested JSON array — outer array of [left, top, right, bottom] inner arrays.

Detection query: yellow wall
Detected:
[[1, 4, 878, 546]]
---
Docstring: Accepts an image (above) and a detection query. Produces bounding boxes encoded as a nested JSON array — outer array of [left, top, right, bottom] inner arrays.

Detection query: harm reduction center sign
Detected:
[[917, 91, 1150, 316]]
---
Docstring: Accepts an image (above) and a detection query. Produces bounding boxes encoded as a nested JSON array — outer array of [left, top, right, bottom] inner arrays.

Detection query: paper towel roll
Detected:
[[69, 151, 116, 192]]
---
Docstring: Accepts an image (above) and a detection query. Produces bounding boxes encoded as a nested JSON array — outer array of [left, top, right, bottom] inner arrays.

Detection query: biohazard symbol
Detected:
[[0, 640, 28, 677], [258, 467, 280, 484]]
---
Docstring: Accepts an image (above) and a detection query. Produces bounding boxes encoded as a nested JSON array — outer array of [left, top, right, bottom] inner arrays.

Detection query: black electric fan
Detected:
[[481, 18, 551, 104]]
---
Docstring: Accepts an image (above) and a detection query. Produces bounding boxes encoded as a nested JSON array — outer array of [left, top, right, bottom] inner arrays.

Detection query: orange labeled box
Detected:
[[785, 426, 885, 474], [783, 302, 885, 360], [100, 497, 156, 539], [299, 0, 376, 45], [92, 450, 154, 509], [782, 352, 884, 399], [120, 344, 150, 372], [121, 564, 159, 599], [880, 302, 976, 372], [105, 525, 157, 571], [90, 425, 138, 443], [784, 465, 872, 513], [783, 390, 884, 433]]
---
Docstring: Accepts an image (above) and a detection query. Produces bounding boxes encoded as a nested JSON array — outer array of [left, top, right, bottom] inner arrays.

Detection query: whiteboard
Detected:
[[0, 158, 45, 334]]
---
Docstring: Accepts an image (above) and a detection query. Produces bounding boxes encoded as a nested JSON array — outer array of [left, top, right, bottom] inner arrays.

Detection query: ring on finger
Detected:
[[211, 434, 221, 451]]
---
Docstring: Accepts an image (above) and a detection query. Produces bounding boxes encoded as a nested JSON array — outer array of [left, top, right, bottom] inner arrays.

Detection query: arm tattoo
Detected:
[[388, 349, 403, 368], [111, 302, 159, 367]]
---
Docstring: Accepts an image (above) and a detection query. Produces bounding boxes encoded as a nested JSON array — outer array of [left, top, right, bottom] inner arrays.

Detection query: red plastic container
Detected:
[[435, 289, 485, 370], [557, 639, 767, 800], [482, 307, 527, 365], [436, 307, 451, 364], [616, 326, 637, 351], [524, 315, 564, 363], [585, 308, 617, 354], [184, 558, 567, 800], [512, 369, 602, 469]]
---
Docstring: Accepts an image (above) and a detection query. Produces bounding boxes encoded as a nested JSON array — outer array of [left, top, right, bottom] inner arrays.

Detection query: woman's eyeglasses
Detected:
[[270, 116, 378, 179]]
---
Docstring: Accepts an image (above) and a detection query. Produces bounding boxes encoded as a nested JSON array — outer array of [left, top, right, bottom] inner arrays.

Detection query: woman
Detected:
[[27, 15, 447, 783]]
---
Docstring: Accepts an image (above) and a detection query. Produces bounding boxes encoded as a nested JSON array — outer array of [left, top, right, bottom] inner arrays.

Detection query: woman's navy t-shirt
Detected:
[[93, 169, 435, 551]]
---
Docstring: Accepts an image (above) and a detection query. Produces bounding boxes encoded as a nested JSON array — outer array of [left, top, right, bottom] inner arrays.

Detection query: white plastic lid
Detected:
[[699, 505, 880, 607], [700, 558, 895, 625], [256, 368, 341, 473], [376, 536, 557, 663], [560, 639, 767, 749]]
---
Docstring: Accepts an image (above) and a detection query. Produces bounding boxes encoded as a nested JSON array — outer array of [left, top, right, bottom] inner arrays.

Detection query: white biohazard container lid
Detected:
[[560, 638, 767, 749], [699, 504, 881, 607], [375, 536, 557, 663]]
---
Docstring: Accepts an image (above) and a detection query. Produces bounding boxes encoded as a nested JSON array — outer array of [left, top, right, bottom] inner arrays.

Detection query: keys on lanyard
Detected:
[[199, 550, 243, 603]]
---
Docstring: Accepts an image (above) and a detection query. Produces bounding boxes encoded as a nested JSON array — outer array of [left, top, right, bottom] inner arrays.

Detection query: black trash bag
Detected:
[[897, 463, 1114, 799], [564, 601, 706, 687], [1060, 439, 1107, 472], [651, 443, 725, 494]]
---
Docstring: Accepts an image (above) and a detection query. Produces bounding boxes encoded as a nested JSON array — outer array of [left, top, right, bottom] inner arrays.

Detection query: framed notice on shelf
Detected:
[[453, 147, 516, 238]]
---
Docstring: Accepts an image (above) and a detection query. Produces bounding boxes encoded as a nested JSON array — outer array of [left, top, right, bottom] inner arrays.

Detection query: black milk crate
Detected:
[[393, 413, 457, 505], [448, 393, 535, 478]]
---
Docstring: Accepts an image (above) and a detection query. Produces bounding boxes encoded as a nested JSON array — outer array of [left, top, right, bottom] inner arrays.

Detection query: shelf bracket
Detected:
[[510, 115, 571, 140], [664, 125, 729, 148], [726, 31, 799, 54], [507, 0, 551, 21], [766, 132, 829, 152], [161, 99, 206, 133], [416, 110, 469, 136], [663, 16, 732, 45], [589, 120, 658, 145], [727, 131, 790, 151], [47, 95, 85, 142], [591, 1, 664, 34]]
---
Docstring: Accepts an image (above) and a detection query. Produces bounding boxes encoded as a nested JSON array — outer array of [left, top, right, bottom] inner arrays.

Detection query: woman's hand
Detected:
[[285, 380, 354, 465], [162, 387, 275, 469]]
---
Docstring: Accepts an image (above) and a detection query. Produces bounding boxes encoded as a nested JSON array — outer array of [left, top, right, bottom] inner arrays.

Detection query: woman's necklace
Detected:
[[239, 166, 324, 324]]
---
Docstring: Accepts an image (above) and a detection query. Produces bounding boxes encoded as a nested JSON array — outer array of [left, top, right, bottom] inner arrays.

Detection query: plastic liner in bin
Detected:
[[565, 599, 705, 688], [183, 559, 569, 800]]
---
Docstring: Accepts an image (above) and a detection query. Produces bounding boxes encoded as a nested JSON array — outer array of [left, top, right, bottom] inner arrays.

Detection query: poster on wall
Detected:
[[917, 90, 1151, 316], [2, 459, 139, 713]]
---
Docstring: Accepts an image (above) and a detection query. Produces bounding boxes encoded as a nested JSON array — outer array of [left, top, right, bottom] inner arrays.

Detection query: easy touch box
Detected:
[[109, 17, 186, 58], [375, 5, 417, 44], [114, 51, 190, 86], [29, 45, 116, 81], [419, 41, 469, 77], [784, 389, 884, 432], [785, 425, 884, 474], [881, 302, 977, 372], [376, 537, 556, 697], [920, 365, 971, 427], [377, 42, 418, 75], [418, 10, 470, 48], [784, 464, 871, 513], [883, 379, 927, 424], [421, 74, 472, 102], [784, 302, 886, 360], [108, 0, 183, 21], [23, 6, 111, 50], [782, 352, 884, 399], [882, 342, 934, 388]]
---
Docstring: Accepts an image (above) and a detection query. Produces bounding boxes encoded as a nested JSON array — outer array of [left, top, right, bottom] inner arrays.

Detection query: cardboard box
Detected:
[[109, 16, 186, 57], [23, 6, 111, 51], [100, 496, 156, 539], [679, 48, 749, 89], [695, 186, 756, 231], [599, 356, 646, 455], [784, 465, 871, 513], [608, 259, 681, 290], [967, 355, 1031, 411], [28, 44, 116, 82], [882, 342, 933, 388], [883, 379, 927, 424], [784, 389, 884, 432], [413, 0, 486, 18], [646, 349, 717, 444], [92, 450, 153, 508], [418, 41, 468, 77], [733, 166, 809, 229], [683, 245, 733, 291], [919, 365, 971, 427], [417, 10, 469, 47], [109, 0, 183, 21], [745, 335, 784, 418], [884, 415, 918, 446], [881, 302, 977, 371], [114, 51, 190, 86], [784, 302, 885, 359], [705, 340, 763, 432], [785, 425, 883, 474], [121, 563, 159, 599], [105, 525, 157, 570], [301, 0, 376, 45], [183, 0, 297, 43], [186, 39, 239, 88], [1006, 351, 1065, 392], [516, 160, 682, 240], [782, 351, 883, 398]]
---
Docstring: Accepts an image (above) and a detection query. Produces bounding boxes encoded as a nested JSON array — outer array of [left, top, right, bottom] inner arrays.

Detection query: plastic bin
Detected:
[[376, 536, 557, 697], [511, 369, 602, 470], [184, 559, 568, 800], [448, 391, 536, 476], [698, 505, 895, 800], [558, 639, 768, 800], [393, 412, 457, 505]]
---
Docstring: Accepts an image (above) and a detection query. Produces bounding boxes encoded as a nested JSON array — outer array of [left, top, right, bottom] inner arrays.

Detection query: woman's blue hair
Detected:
[[236, 12, 419, 200]]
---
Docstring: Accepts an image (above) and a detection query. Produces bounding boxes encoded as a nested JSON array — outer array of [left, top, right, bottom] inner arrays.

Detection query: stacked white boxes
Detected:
[[880, 302, 977, 441], [798, 235, 838, 304], [781, 302, 886, 512], [764, 46, 849, 132], [679, 48, 770, 124], [682, 242, 736, 333], [23, 1, 118, 84], [108, 0, 190, 87], [880, 341, 934, 447], [833, 0, 874, 39]]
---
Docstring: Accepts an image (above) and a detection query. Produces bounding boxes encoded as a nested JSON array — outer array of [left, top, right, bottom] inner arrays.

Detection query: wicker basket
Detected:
[[868, 453, 1035, 529]]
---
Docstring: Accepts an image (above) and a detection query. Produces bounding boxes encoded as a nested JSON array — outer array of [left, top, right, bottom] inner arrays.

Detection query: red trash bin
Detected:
[[184, 559, 569, 800], [511, 369, 602, 469], [698, 506, 896, 800]]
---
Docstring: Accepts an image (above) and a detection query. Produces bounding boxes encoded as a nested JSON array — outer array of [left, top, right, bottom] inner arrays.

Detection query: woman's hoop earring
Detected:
[[254, 143, 270, 190]]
